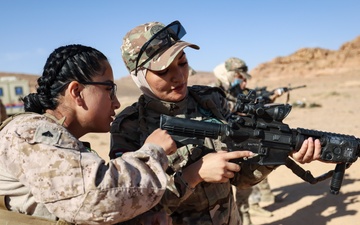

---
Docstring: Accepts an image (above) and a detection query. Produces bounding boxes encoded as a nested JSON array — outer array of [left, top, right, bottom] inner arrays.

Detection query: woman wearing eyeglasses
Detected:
[[0, 44, 177, 224], [110, 21, 321, 225]]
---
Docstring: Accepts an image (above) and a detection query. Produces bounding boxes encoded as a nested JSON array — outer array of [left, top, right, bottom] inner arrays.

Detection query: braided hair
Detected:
[[22, 44, 108, 114]]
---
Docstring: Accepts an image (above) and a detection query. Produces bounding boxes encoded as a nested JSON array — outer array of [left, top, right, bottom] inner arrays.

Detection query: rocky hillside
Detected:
[[250, 35, 360, 80]]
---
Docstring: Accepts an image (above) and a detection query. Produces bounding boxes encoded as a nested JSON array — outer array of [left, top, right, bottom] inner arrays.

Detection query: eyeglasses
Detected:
[[134, 20, 187, 76], [81, 81, 117, 100]]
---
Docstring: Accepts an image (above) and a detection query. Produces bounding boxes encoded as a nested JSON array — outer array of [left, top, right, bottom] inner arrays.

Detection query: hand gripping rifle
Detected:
[[159, 90, 359, 195]]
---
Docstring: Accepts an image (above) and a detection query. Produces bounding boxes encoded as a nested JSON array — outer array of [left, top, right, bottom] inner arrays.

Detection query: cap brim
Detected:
[[239, 71, 252, 79], [145, 41, 200, 71]]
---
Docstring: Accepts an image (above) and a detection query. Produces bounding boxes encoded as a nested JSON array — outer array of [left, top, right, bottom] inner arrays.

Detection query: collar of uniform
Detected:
[[143, 91, 188, 116], [43, 113, 66, 125]]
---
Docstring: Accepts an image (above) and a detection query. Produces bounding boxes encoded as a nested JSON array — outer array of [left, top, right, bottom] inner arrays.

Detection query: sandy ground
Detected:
[[80, 69, 360, 225]]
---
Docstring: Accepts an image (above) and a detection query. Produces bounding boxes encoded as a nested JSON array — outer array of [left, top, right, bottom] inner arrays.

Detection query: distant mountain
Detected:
[[250, 35, 360, 79]]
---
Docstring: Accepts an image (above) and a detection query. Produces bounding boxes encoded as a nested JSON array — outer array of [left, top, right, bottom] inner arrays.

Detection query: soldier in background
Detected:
[[213, 57, 281, 225], [0, 99, 7, 122], [213, 57, 284, 108]]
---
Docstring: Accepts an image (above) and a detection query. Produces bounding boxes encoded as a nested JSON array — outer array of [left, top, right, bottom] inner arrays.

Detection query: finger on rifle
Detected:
[[225, 161, 241, 173], [225, 151, 254, 160], [292, 139, 307, 163], [301, 137, 315, 163], [224, 170, 236, 179], [293, 137, 318, 164], [313, 138, 322, 160], [305, 137, 321, 161]]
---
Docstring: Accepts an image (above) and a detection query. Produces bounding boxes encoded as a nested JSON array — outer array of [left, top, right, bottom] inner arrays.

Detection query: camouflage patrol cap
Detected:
[[225, 57, 252, 79], [121, 21, 200, 73]]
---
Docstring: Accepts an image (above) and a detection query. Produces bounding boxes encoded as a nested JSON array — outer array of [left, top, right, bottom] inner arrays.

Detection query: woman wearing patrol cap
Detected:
[[110, 20, 321, 225], [214, 57, 285, 112], [213, 57, 253, 108], [0, 44, 177, 225], [217, 57, 286, 100], [213, 57, 252, 92]]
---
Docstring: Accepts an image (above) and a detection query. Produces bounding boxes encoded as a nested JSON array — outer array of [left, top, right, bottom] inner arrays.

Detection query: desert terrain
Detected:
[[1, 35, 360, 225]]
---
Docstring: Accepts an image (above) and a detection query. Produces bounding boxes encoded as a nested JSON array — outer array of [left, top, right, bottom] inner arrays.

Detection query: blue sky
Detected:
[[1, 0, 359, 79]]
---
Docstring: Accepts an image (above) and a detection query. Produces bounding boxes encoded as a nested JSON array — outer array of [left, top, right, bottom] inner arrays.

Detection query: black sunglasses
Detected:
[[81, 81, 117, 100], [134, 20, 187, 76], [237, 66, 248, 73]]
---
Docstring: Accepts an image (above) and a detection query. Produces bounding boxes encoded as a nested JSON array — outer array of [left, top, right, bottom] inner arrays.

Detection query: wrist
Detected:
[[182, 163, 203, 187], [175, 171, 196, 192]]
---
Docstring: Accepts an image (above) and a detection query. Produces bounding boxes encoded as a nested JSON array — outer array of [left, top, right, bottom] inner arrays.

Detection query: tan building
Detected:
[[0, 76, 29, 117]]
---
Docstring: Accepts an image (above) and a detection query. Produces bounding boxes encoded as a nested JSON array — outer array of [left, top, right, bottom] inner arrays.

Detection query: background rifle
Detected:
[[256, 84, 306, 104], [159, 90, 359, 195]]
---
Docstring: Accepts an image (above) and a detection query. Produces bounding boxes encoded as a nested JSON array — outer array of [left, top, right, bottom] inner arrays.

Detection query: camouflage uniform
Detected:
[[110, 85, 275, 225], [0, 113, 169, 224]]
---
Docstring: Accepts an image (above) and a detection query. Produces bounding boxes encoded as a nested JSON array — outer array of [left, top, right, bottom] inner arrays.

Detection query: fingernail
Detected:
[[248, 153, 259, 159], [244, 153, 259, 160]]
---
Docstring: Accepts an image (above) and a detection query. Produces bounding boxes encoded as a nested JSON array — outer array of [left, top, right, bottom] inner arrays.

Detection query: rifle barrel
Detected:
[[289, 85, 306, 90]]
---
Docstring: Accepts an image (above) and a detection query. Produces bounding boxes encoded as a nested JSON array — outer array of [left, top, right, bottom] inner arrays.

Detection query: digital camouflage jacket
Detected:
[[0, 113, 169, 224]]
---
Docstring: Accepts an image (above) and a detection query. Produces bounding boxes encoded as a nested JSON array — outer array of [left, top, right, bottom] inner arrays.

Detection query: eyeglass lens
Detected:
[[81, 81, 117, 100]]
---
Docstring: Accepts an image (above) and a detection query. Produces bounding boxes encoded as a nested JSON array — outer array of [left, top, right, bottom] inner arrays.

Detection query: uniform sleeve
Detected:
[[67, 143, 169, 224], [1, 115, 169, 225]]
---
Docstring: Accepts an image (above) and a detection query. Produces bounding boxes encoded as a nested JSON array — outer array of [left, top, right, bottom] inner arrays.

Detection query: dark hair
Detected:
[[22, 44, 108, 114]]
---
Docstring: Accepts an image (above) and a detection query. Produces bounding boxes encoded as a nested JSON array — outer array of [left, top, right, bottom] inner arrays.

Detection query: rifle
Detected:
[[256, 84, 307, 104], [259, 84, 306, 96], [159, 89, 359, 195]]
